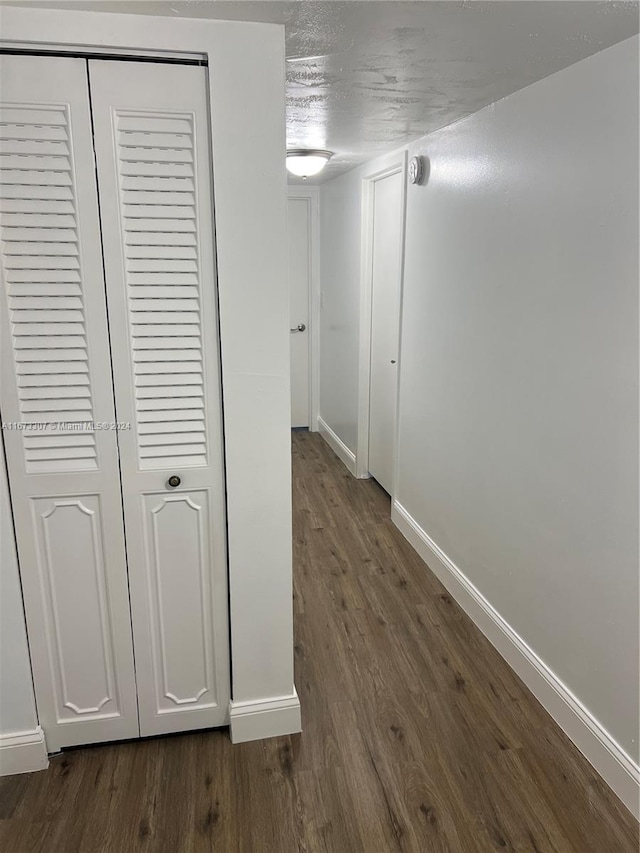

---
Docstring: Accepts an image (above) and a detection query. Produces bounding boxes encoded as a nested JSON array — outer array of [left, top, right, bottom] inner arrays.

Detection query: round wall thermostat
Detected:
[[409, 155, 424, 185]]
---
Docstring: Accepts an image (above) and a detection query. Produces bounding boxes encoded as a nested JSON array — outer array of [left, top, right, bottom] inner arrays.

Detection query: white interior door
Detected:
[[89, 60, 229, 736], [288, 196, 310, 428], [368, 170, 403, 493], [0, 54, 139, 751]]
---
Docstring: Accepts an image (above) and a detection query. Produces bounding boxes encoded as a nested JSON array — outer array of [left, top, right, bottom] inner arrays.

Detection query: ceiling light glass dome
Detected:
[[286, 149, 332, 178]]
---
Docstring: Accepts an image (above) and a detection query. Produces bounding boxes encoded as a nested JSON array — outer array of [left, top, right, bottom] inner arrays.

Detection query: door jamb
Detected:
[[356, 150, 408, 494]]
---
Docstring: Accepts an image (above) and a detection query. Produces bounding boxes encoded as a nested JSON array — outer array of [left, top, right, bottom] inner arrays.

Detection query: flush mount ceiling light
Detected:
[[286, 149, 332, 179]]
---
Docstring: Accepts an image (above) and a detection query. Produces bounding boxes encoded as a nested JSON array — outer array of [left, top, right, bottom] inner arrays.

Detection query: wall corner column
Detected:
[[208, 22, 300, 740]]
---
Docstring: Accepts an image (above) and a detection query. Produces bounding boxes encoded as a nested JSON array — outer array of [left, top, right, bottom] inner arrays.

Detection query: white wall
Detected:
[[398, 35, 638, 761], [319, 35, 639, 769], [0, 451, 40, 735], [319, 167, 363, 451]]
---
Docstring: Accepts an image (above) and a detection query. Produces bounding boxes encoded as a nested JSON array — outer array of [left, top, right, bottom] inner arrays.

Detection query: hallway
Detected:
[[289, 431, 637, 851], [0, 430, 636, 852]]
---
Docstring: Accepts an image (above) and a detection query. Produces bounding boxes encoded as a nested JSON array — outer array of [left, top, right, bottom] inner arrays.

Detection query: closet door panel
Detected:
[[142, 489, 216, 712], [0, 55, 139, 751], [31, 495, 121, 718], [89, 60, 229, 736]]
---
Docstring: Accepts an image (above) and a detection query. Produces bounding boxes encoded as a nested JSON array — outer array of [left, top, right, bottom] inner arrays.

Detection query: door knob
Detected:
[[167, 475, 181, 489], [290, 323, 306, 333], [390, 359, 396, 364]]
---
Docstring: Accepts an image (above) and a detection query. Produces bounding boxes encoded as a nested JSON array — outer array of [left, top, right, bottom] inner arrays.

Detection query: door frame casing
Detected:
[[0, 5, 300, 745], [286, 185, 320, 431], [356, 150, 408, 496]]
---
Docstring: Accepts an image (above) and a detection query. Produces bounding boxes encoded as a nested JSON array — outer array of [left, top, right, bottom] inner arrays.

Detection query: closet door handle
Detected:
[[290, 323, 306, 333], [167, 475, 181, 489]]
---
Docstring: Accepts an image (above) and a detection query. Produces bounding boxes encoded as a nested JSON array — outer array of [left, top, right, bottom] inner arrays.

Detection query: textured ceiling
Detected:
[[2, 1, 639, 181]]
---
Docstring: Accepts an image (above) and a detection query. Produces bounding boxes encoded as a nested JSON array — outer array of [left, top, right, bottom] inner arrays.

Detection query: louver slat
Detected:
[[135, 374, 201, 387], [0, 154, 71, 171], [1, 185, 74, 200], [18, 373, 90, 387], [13, 310, 84, 323], [0, 199, 75, 214], [138, 419, 205, 433], [121, 176, 195, 193], [0, 213, 76, 228], [137, 397, 202, 411], [17, 361, 88, 374], [4, 242, 79, 256], [125, 232, 196, 247], [123, 191, 194, 206], [119, 162, 193, 178], [126, 244, 196, 259], [5, 257, 80, 269], [0, 169, 72, 186], [131, 290, 199, 303], [17, 348, 87, 361], [115, 112, 207, 469], [7, 269, 81, 283], [0, 106, 98, 472], [10, 296, 82, 309], [135, 361, 201, 373], [15, 330, 86, 346], [133, 337, 201, 350], [128, 273, 198, 285], [122, 204, 195, 219], [119, 132, 192, 149], [117, 116, 192, 134]]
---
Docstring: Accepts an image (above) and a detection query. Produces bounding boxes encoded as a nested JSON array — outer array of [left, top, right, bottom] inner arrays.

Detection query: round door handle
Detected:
[[167, 475, 181, 489], [390, 359, 396, 364]]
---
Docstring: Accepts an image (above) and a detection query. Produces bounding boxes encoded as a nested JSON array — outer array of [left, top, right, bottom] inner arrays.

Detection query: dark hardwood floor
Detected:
[[0, 430, 637, 852]]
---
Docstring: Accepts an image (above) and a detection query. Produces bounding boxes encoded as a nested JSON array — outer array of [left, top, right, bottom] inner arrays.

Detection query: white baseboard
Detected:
[[229, 691, 301, 744], [0, 726, 48, 776], [392, 500, 640, 820], [318, 417, 357, 475]]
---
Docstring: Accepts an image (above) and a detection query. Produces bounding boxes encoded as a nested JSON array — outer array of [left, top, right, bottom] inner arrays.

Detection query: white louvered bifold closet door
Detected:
[[0, 54, 139, 751], [89, 60, 229, 736]]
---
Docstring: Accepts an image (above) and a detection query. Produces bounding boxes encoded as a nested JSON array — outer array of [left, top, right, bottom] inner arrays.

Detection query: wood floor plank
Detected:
[[0, 430, 636, 852]]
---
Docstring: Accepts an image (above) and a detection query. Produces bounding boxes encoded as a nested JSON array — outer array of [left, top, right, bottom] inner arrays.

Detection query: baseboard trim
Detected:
[[229, 691, 301, 744], [391, 499, 640, 820], [0, 726, 48, 776], [318, 417, 357, 476]]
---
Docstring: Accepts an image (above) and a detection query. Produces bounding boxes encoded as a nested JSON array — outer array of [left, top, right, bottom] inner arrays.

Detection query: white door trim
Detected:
[[287, 185, 320, 431], [1, 5, 300, 739], [356, 150, 408, 490]]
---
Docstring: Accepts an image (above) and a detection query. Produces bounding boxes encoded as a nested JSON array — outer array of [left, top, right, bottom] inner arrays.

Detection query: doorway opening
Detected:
[[287, 187, 320, 431]]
